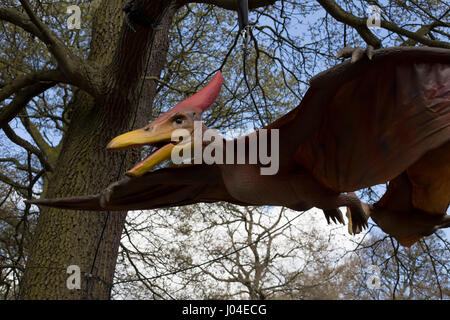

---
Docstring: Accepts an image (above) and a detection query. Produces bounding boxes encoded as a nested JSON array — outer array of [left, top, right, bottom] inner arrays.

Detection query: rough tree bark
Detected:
[[17, 0, 277, 299], [20, 0, 176, 299]]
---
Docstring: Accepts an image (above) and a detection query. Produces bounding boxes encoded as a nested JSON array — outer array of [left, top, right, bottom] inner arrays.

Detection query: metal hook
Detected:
[[241, 25, 251, 57]]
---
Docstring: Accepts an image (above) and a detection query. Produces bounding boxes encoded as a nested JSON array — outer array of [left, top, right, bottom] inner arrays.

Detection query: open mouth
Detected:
[[128, 141, 178, 177], [106, 126, 192, 178], [111, 140, 178, 178]]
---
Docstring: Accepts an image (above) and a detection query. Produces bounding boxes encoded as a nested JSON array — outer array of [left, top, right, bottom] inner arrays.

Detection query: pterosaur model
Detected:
[[28, 47, 450, 246]]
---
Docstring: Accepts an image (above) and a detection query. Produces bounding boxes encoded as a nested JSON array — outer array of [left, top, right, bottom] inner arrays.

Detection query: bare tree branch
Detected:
[[401, 23, 438, 47], [179, 0, 277, 11], [0, 69, 64, 104], [2, 124, 52, 172], [0, 6, 44, 39], [316, 0, 382, 48], [0, 172, 28, 194], [0, 2, 103, 97], [381, 19, 450, 48], [0, 158, 39, 173], [19, 109, 58, 165], [316, 0, 450, 49], [18, 0, 82, 78], [0, 81, 55, 128]]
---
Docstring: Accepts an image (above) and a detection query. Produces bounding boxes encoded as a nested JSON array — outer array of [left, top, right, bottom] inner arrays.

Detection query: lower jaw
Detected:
[[125, 143, 176, 178]]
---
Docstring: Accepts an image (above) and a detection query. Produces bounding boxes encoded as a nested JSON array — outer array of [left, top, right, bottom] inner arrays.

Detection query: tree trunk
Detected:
[[20, 1, 175, 299]]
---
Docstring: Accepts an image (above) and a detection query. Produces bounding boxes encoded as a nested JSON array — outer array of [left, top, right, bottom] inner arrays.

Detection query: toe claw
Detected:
[[366, 45, 375, 60], [99, 181, 119, 208], [100, 195, 107, 208], [351, 47, 365, 63], [336, 208, 345, 225], [323, 208, 346, 226], [323, 210, 331, 224], [336, 46, 354, 59], [345, 195, 369, 235], [100, 190, 110, 208], [337, 45, 376, 63]]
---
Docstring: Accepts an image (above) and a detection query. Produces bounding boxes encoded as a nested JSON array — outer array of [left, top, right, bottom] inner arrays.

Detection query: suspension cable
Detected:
[[85, 0, 173, 300]]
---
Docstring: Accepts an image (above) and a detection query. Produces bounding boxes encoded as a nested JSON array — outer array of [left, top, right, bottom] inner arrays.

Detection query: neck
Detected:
[[189, 130, 280, 176]]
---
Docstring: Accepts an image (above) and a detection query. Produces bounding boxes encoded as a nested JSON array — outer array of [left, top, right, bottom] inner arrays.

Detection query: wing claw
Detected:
[[336, 45, 376, 63], [100, 180, 121, 208]]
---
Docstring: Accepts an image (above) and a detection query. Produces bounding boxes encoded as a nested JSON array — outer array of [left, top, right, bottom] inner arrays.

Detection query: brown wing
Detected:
[[269, 47, 450, 192], [362, 140, 450, 247], [370, 178, 449, 247], [27, 164, 248, 211]]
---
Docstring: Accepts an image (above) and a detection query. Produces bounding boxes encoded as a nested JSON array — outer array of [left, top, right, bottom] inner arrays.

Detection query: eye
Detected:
[[172, 116, 185, 125]]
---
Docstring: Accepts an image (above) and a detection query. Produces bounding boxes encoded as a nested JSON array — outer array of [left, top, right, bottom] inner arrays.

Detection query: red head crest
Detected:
[[159, 71, 223, 120]]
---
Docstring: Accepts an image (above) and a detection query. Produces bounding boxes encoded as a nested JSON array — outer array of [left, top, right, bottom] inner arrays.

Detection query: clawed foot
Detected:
[[345, 193, 369, 235], [99, 180, 122, 208], [337, 45, 375, 63], [323, 208, 345, 225]]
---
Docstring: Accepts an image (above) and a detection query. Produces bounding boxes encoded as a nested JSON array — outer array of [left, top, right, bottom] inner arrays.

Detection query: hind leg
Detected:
[[288, 171, 367, 233], [336, 192, 369, 234], [288, 202, 345, 226]]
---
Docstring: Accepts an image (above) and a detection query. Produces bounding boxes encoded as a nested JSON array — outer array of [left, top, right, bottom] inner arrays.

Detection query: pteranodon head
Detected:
[[107, 72, 223, 177]]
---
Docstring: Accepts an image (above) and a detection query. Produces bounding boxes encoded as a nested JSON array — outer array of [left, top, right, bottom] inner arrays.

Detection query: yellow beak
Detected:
[[125, 143, 175, 178], [106, 127, 175, 177], [106, 127, 172, 150]]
